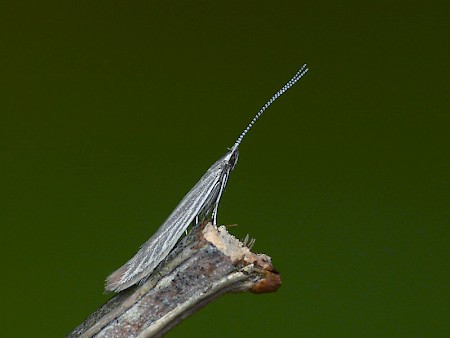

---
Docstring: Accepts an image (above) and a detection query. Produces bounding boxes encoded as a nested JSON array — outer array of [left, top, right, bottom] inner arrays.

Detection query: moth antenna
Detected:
[[231, 64, 309, 150]]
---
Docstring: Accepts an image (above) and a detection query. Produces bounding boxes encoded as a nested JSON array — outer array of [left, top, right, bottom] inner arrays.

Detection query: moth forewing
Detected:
[[105, 149, 238, 292]]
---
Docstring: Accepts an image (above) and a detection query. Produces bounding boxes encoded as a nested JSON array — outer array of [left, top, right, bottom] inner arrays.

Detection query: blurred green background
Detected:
[[1, 1, 448, 337]]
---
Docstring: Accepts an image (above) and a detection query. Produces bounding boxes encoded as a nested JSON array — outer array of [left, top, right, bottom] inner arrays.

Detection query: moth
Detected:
[[106, 64, 309, 292]]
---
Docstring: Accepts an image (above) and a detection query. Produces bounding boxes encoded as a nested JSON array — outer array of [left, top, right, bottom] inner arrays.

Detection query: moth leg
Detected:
[[211, 171, 230, 225]]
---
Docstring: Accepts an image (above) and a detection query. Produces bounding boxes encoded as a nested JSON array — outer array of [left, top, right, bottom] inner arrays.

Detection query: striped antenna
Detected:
[[232, 63, 309, 150]]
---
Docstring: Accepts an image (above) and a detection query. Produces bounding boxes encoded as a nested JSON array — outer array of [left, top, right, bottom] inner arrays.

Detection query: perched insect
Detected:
[[105, 64, 309, 292]]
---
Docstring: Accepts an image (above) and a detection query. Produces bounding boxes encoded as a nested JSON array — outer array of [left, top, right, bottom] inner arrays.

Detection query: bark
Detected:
[[67, 221, 281, 338]]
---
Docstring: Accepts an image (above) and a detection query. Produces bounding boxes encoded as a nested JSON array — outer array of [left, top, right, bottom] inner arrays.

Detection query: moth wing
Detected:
[[105, 163, 224, 292]]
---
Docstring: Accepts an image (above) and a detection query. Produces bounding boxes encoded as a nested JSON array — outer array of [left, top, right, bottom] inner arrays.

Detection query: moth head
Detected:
[[224, 147, 239, 171], [213, 147, 239, 173]]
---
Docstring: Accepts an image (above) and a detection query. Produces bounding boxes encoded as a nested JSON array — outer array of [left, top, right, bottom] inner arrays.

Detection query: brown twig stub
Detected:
[[68, 222, 281, 338]]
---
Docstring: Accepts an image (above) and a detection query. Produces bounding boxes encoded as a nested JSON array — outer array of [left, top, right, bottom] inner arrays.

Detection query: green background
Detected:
[[1, 1, 448, 337]]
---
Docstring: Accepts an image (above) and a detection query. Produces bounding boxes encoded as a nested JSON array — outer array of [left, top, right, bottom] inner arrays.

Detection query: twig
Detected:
[[67, 222, 281, 338]]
